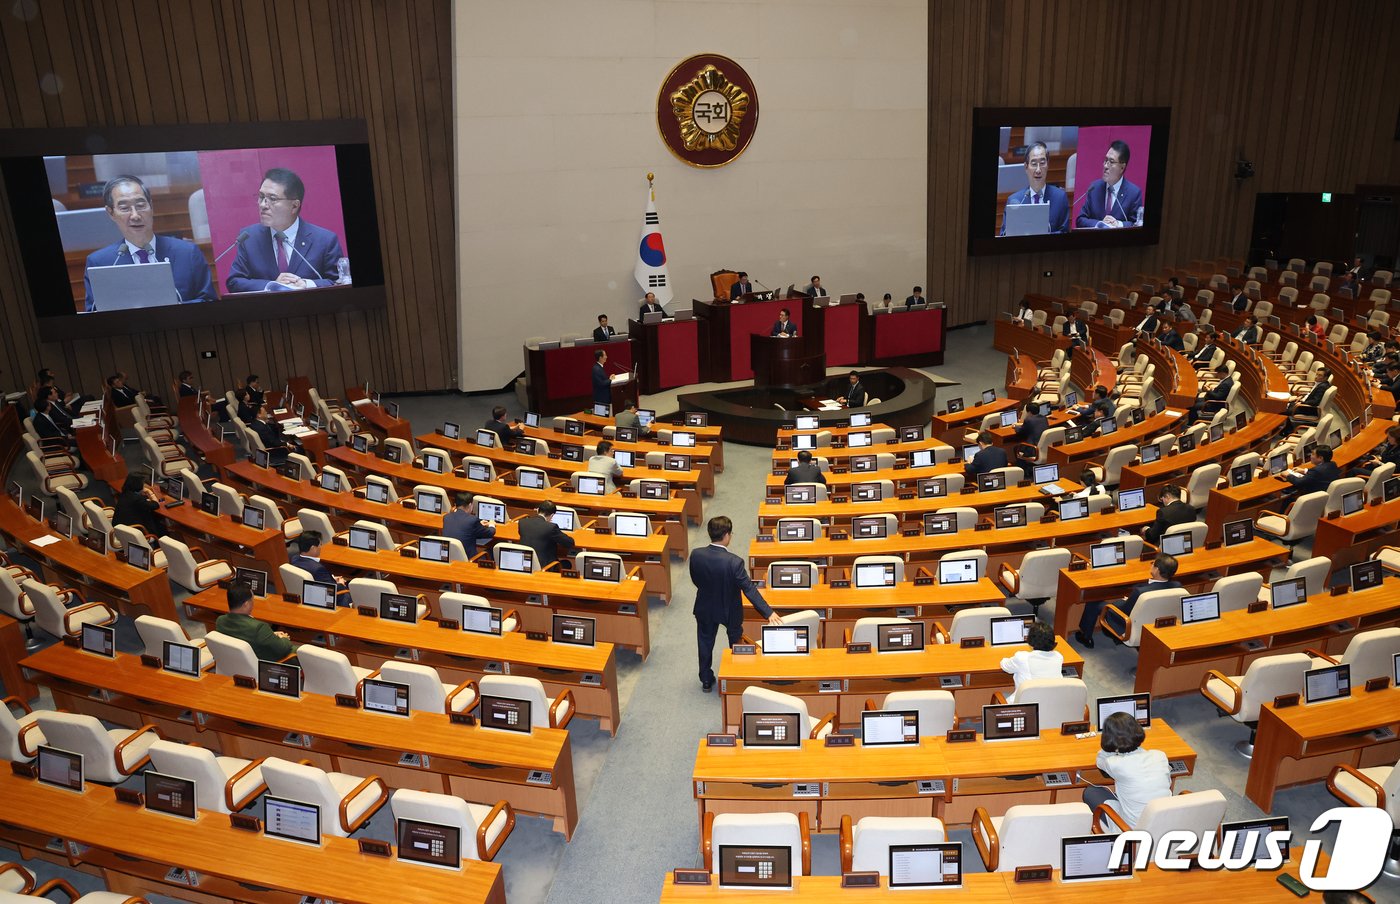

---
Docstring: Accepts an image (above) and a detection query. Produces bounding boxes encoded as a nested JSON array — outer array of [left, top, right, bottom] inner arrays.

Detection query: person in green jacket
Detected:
[[214, 582, 295, 661]]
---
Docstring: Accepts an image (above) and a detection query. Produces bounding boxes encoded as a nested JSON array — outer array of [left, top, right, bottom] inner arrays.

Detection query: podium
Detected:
[[749, 334, 826, 387], [608, 372, 639, 413], [524, 338, 635, 416], [695, 297, 805, 382], [628, 317, 703, 393]]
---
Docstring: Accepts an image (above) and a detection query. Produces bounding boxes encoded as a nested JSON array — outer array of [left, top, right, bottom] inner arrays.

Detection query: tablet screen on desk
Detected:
[[851, 481, 882, 502], [760, 625, 809, 655], [581, 555, 621, 582], [665, 454, 691, 471], [562, 444, 585, 462], [850, 412, 872, 428], [850, 454, 877, 473], [81, 623, 114, 657], [553, 614, 596, 646], [460, 604, 503, 635], [741, 713, 802, 748], [257, 660, 300, 699], [381, 593, 419, 624], [1160, 533, 1192, 556], [442, 422, 460, 440], [476, 500, 510, 525], [1270, 577, 1307, 609], [418, 537, 451, 563], [1303, 664, 1351, 704], [993, 506, 1025, 528], [515, 438, 536, 456], [144, 772, 197, 820], [613, 514, 648, 537], [549, 508, 576, 531], [614, 449, 635, 469], [524, 412, 540, 428], [639, 479, 669, 500], [301, 580, 337, 610], [518, 469, 546, 490], [1351, 560, 1383, 591], [979, 472, 1006, 491], [1096, 692, 1151, 729], [474, 429, 496, 448], [861, 710, 919, 746], [769, 564, 813, 588], [982, 389, 997, 405], [854, 562, 896, 589], [1213, 817, 1290, 865], [163, 640, 202, 678], [847, 431, 872, 448], [1139, 443, 1161, 464], [497, 548, 532, 574], [423, 452, 449, 474], [1033, 464, 1059, 484], [160, 476, 184, 500], [348, 526, 378, 551], [126, 542, 151, 570], [1180, 592, 1219, 624], [908, 448, 935, 468], [900, 426, 924, 443], [1090, 542, 1126, 568], [320, 472, 342, 492], [877, 622, 924, 652], [989, 615, 1033, 646], [918, 477, 947, 498], [576, 475, 606, 496], [673, 431, 697, 447], [397, 818, 462, 870], [1224, 519, 1253, 546], [718, 844, 793, 889], [888, 842, 962, 889], [479, 695, 532, 733], [924, 513, 957, 535], [563, 420, 584, 437], [1060, 835, 1134, 882], [384, 444, 403, 464], [235, 567, 268, 597], [784, 484, 816, 504], [352, 433, 369, 453], [999, 410, 1017, 428], [795, 416, 819, 431], [36, 746, 84, 793], [264, 797, 321, 846], [852, 516, 887, 539], [981, 703, 1039, 741], [937, 559, 978, 585], [240, 504, 266, 530], [1058, 497, 1088, 521], [363, 677, 410, 715], [1117, 487, 1146, 512]]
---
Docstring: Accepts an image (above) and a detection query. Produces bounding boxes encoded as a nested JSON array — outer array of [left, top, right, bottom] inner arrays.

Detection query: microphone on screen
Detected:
[[290, 244, 325, 283], [213, 230, 249, 264]]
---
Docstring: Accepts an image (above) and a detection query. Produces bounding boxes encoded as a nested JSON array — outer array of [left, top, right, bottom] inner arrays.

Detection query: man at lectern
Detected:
[[729, 272, 754, 300], [83, 175, 217, 312], [770, 309, 798, 338], [640, 292, 666, 317], [592, 349, 612, 408]]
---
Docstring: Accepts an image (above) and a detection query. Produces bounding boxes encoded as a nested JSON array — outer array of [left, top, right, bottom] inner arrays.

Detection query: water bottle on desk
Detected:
[[336, 257, 351, 285]]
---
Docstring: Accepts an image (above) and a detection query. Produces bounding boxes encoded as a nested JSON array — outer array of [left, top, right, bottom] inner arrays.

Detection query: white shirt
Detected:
[[1000, 649, 1064, 699], [585, 455, 622, 482], [1095, 746, 1172, 827], [1071, 483, 1106, 500]]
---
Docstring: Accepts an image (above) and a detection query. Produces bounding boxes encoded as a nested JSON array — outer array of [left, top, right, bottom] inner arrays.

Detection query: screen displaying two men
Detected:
[[993, 125, 1153, 237], [50, 147, 350, 313]]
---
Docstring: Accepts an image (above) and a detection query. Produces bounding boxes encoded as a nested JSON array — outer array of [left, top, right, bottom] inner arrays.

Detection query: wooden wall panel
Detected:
[[0, 0, 456, 397], [930, 0, 1400, 327]]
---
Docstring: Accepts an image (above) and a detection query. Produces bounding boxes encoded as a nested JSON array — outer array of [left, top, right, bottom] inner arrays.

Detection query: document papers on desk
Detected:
[[816, 399, 843, 411], [30, 534, 62, 548]]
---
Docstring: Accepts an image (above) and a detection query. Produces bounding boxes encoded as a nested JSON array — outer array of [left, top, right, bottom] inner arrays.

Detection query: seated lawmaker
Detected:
[[216, 582, 296, 661], [443, 492, 496, 559], [615, 399, 649, 436], [729, 272, 754, 300], [226, 167, 345, 293], [30, 398, 73, 445], [1062, 309, 1089, 348], [250, 404, 290, 458], [770, 308, 798, 337], [1160, 322, 1185, 352], [587, 440, 625, 488], [965, 430, 1008, 477], [785, 449, 826, 486], [999, 141, 1070, 234], [107, 372, 140, 408], [1188, 365, 1234, 424], [640, 292, 666, 317], [289, 531, 351, 602], [1011, 400, 1048, 461], [593, 314, 616, 342], [176, 370, 197, 398], [1071, 385, 1114, 429], [1000, 622, 1064, 700], [1074, 140, 1143, 229], [1232, 314, 1260, 344], [483, 405, 524, 449], [1076, 553, 1181, 647], [1081, 712, 1173, 825], [1143, 485, 1194, 545], [517, 500, 578, 569], [1285, 445, 1340, 498], [83, 175, 217, 311], [1190, 330, 1220, 369], [806, 275, 827, 298], [113, 474, 164, 536], [1230, 288, 1250, 312], [905, 286, 927, 306]]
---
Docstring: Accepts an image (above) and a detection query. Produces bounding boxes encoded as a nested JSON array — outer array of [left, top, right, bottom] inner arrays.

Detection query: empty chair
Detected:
[[848, 616, 914, 647], [1326, 757, 1400, 878], [295, 508, 337, 542], [1100, 445, 1137, 486], [1306, 628, 1400, 684], [284, 452, 318, 482], [260, 757, 387, 837], [148, 739, 267, 814], [971, 802, 1093, 871], [934, 606, 1012, 645], [478, 675, 574, 730], [1365, 462, 1396, 502], [937, 548, 987, 579], [277, 562, 315, 598], [418, 534, 468, 563], [492, 542, 542, 573], [33, 712, 159, 783], [23, 579, 115, 640], [0, 697, 45, 763], [1325, 476, 1365, 514], [998, 548, 1071, 614], [755, 609, 822, 650], [0, 863, 34, 895], [203, 630, 263, 677], [1259, 556, 1331, 602], [350, 519, 394, 551], [1212, 573, 1264, 613], [993, 678, 1087, 728], [378, 661, 478, 714], [439, 592, 519, 633], [112, 525, 167, 570], [1162, 520, 1208, 549], [299, 645, 373, 697], [209, 481, 244, 516], [26, 450, 88, 495], [1256, 491, 1328, 551], [248, 495, 302, 539], [1098, 587, 1189, 648], [839, 815, 946, 875], [390, 788, 515, 862], [704, 812, 810, 877], [158, 536, 233, 592], [363, 474, 398, 503], [347, 578, 428, 620], [134, 615, 212, 671], [941, 507, 980, 531], [851, 554, 904, 583], [865, 690, 956, 737], [576, 550, 626, 581], [1201, 653, 1313, 756], [1095, 789, 1228, 841], [1183, 463, 1221, 508], [740, 686, 834, 739], [140, 436, 194, 479]]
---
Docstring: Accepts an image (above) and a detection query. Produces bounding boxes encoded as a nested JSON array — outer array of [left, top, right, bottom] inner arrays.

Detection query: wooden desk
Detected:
[[0, 772, 505, 904], [1051, 538, 1291, 640], [181, 585, 622, 735], [177, 395, 236, 470], [1246, 685, 1400, 810], [22, 644, 580, 838], [1137, 580, 1400, 698], [157, 499, 290, 590], [762, 462, 962, 495], [318, 544, 653, 659], [1312, 496, 1400, 573], [0, 612, 37, 700], [73, 424, 126, 490], [756, 480, 1084, 529], [768, 438, 954, 469], [868, 306, 946, 367], [695, 297, 801, 382], [691, 722, 1194, 831], [574, 410, 726, 471], [518, 422, 718, 490], [717, 640, 1083, 730], [628, 316, 704, 393], [345, 388, 414, 443]]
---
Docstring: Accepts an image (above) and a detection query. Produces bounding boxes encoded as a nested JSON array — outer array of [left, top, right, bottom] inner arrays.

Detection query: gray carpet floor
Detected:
[[3, 323, 1397, 902]]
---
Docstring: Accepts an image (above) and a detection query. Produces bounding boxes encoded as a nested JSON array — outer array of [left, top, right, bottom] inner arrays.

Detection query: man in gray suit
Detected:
[[689, 516, 782, 691]]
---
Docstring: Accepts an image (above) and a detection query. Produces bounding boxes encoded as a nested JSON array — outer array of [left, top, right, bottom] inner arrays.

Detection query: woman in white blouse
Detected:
[[1082, 712, 1173, 827]]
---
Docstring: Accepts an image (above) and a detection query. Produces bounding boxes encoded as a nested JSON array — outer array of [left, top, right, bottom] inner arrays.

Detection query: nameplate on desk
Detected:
[[656, 440, 670, 447], [893, 463, 908, 471], [450, 713, 476, 726], [1247, 601, 1269, 614], [334, 694, 359, 709], [1069, 559, 1087, 571], [620, 491, 636, 498], [840, 872, 879, 888], [898, 494, 916, 503], [1153, 616, 1178, 628], [732, 644, 757, 655], [1331, 585, 1348, 596], [232, 674, 256, 689], [845, 642, 871, 654], [960, 637, 985, 649], [114, 787, 144, 805], [649, 463, 662, 470], [479, 560, 496, 569], [410, 460, 424, 469], [832, 498, 850, 506], [974, 522, 992, 532], [1017, 480, 1032, 488], [824, 734, 855, 748], [1366, 676, 1391, 692], [61, 634, 80, 648], [831, 580, 851, 589], [946, 729, 977, 743], [10, 761, 35, 779], [960, 486, 977, 494], [831, 468, 849, 476], [770, 469, 785, 477], [1061, 721, 1090, 736], [830, 531, 849, 540], [1139, 550, 1155, 561], [755, 534, 775, 543], [525, 631, 548, 642], [139, 653, 161, 669], [913, 575, 933, 586], [358, 839, 392, 858], [706, 733, 737, 747], [1015, 866, 1054, 884], [332, 536, 348, 546], [673, 869, 712, 886], [559, 569, 582, 580], [229, 813, 261, 832], [1274, 693, 1301, 708], [357, 606, 378, 618]]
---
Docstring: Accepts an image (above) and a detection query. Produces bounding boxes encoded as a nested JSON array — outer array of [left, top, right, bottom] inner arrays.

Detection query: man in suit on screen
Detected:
[[1000, 141, 1070, 234], [1075, 140, 1143, 230], [83, 175, 217, 312], [226, 167, 344, 293], [690, 515, 782, 692]]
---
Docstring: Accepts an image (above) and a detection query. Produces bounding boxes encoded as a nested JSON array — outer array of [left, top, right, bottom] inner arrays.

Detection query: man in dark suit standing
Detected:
[[592, 349, 612, 409], [1143, 485, 1195, 545], [640, 292, 666, 316], [806, 276, 827, 298], [840, 372, 867, 407], [965, 430, 1008, 477], [1000, 141, 1071, 234], [226, 167, 345, 293], [690, 515, 782, 691], [784, 449, 826, 486], [1074, 140, 1143, 229], [517, 500, 578, 569], [905, 287, 927, 306], [442, 491, 495, 559], [1285, 445, 1341, 498], [770, 309, 798, 337], [729, 272, 754, 300], [1075, 554, 1180, 647], [592, 314, 616, 343], [289, 532, 351, 604]]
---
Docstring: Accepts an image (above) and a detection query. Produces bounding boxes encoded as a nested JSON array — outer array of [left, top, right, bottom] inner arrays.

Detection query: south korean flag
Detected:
[[634, 180, 673, 306]]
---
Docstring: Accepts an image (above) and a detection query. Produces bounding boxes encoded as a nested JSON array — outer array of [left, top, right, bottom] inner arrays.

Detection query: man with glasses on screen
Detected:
[[690, 515, 783, 693], [1000, 141, 1070, 235], [1074, 139, 1142, 230], [83, 175, 217, 311], [226, 167, 345, 293]]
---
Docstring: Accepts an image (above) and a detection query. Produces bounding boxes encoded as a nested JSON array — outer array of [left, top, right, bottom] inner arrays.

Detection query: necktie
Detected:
[[1107, 187, 1116, 217], [1033, 192, 1041, 205], [275, 232, 289, 272], [136, 248, 150, 264]]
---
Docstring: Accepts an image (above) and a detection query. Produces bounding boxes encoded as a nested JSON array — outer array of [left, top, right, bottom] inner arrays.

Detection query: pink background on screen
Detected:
[[198, 146, 346, 292], [1072, 125, 1152, 223]]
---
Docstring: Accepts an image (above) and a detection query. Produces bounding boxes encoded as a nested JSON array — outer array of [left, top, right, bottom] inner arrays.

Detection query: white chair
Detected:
[[203, 631, 263, 677], [26, 450, 88, 495], [350, 519, 395, 551], [492, 542, 541, 573], [848, 616, 913, 648], [0, 568, 42, 648], [477, 675, 574, 730], [277, 562, 316, 598], [1256, 491, 1328, 552], [933, 606, 1011, 645], [1162, 520, 1207, 549], [411, 485, 450, 513], [158, 536, 233, 592], [1094, 789, 1228, 840], [134, 615, 212, 671], [249, 495, 302, 539], [0, 862, 34, 895], [390, 788, 515, 862], [285, 452, 318, 482], [180, 468, 208, 502], [993, 678, 1087, 728], [704, 812, 810, 877], [754, 609, 822, 650], [740, 686, 834, 739], [1101, 445, 1137, 486], [839, 815, 946, 874], [851, 554, 904, 583], [1327, 757, 1400, 878], [1098, 587, 1189, 648], [1306, 628, 1400, 684], [140, 436, 194, 479], [1259, 555, 1332, 602], [259, 757, 388, 837], [299, 645, 372, 697], [378, 661, 477, 714], [971, 802, 1093, 871], [33, 712, 159, 783], [1366, 463, 1396, 503], [1183, 463, 1221, 508], [295, 509, 337, 543], [1211, 573, 1264, 613], [23, 579, 115, 640], [147, 739, 266, 814], [0, 697, 45, 763], [112, 526, 167, 569], [347, 578, 428, 620], [439, 593, 519, 633], [998, 548, 1071, 615], [1201, 653, 1313, 756], [865, 690, 956, 737], [363, 474, 398, 503]]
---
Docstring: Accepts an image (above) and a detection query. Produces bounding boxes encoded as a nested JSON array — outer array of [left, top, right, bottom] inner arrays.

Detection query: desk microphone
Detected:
[[111, 245, 128, 265], [213, 230, 249, 264], [290, 244, 325, 283]]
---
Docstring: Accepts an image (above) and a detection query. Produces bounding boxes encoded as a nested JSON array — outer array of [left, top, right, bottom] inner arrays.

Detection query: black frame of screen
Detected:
[[966, 106, 1172, 257], [0, 120, 384, 341]]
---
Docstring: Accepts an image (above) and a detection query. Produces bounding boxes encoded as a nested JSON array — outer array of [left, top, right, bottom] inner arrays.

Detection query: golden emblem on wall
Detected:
[[670, 65, 750, 152], [656, 54, 760, 168]]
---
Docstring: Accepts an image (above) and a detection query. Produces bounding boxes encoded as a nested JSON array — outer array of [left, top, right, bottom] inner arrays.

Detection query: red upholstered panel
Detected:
[[727, 299, 803, 380], [542, 343, 634, 400], [823, 304, 863, 366], [656, 320, 700, 389], [873, 308, 943, 358]]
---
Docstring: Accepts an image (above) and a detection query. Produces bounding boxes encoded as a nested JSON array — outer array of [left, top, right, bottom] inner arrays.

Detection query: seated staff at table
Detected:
[[1232, 314, 1260, 344], [483, 405, 524, 449], [1081, 711, 1173, 827], [444, 491, 496, 559], [770, 309, 798, 337], [289, 531, 351, 602], [640, 292, 666, 315], [691, 515, 781, 693], [841, 371, 867, 408], [517, 500, 578, 568], [905, 286, 926, 306], [1075, 553, 1180, 648], [785, 449, 826, 486], [587, 440, 625, 488], [806, 276, 827, 298], [1000, 622, 1063, 701], [216, 581, 297, 661], [593, 314, 616, 342], [965, 430, 1008, 477], [113, 474, 164, 536]]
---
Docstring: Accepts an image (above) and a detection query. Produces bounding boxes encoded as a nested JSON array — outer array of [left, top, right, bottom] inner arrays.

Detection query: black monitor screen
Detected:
[[877, 622, 925, 653], [144, 772, 197, 819], [1224, 519, 1252, 546], [397, 818, 462, 870], [234, 567, 268, 597], [741, 712, 802, 748], [981, 703, 1039, 741], [380, 593, 418, 623], [769, 563, 813, 588], [36, 746, 84, 792], [1351, 560, 1383, 591], [888, 842, 962, 889], [552, 614, 596, 646], [479, 695, 532, 733], [582, 556, 621, 582], [718, 844, 793, 889], [777, 520, 815, 541], [163, 640, 202, 677], [257, 660, 301, 698]]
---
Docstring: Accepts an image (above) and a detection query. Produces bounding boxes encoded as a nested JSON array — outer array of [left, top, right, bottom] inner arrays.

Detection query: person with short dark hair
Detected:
[[593, 314, 616, 342], [806, 276, 827, 298], [729, 272, 753, 300], [1286, 444, 1340, 497], [1012, 400, 1048, 462], [250, 403, 290, 459], [1159, 321, 1185, 352], [965, 430, 1008, 477], [107, 373, 140, 408], [1233, 314, 1260, 344], [592, 349, 611, 407], [443, 491, 495, 559], [1000, 622, 1064, 701], [176, 370, 197, 398], [483, 405, 524, 449], [615, 398, 647, 436], [1071, 384, 1114, 430], [587, 439, 624, 487], [1188, 365, 1234, 424], [1076, 139, 1142, 229], [1189, 329, 1219, 369], [785, 449, 826, 486], [113, 474, 163, 536], [690, 515, 781, 692], [289, 531, 349, 600], [226, 166, 345, 293], [517, 500, 578, 568], [1230, 286, 1250, 312], [1076, 554, 1181, 647], [1081, 711, 1172, 827], [216, 582, 296, 661], [1285, 367, 1331, 429], [243, 375, 265, 410], [905, 286, 925, 306], [1143, 485, 1194, 545], [770, 308, 798, 337], [1134, 303, 1160, 337], [1062, 308, 1089, 347], [30, 398, 73, 445], [841, 371, 867, 408]]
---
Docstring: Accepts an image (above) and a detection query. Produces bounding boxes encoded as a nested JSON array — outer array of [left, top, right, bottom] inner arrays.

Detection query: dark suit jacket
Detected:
[[771, 320, 798, 337], [592, 362, 610, 406], [443, 509, 496, 559], [1001, 184, 1071, 234], [807, 286, 827, 298], [592, 326, 616, 342], [84, 235, 217, 311], [1075, 177, 1143, 229], [1160, 331, 1185, 352], [905, 295, 927, 307], [1231, 293, 1249, 312], [1205, 375, 1234, 404], [1234, 326, 1260, 344], [251, 418, 286, 450], [785, 462, 826, 486], [517, 514, 577, 568], [110, 385, 140, 407], [966, 445, 1009, 477], [289, 554, 339, 586], [483, 418, 522, 448], [226, 220, 344, 293], [640, 302, 666, 316], [113, 491, 162, 536], [689, 543, 773, 625], [1299, 380, 1330, 408], [729, 281, 753, 300], [1122, 579, 1183, 615], [1062, 319, 1089, 343], [1289, 460, 1341, 496], [1191, 344, 1219, 365], [31, 411, 69, 440], [178, 382, 197, 398], [844, 382, 867, 406], [1144, 500, 1196, 544], [1014, 413, 1049, 445], [1136, 315, 1159, 335]]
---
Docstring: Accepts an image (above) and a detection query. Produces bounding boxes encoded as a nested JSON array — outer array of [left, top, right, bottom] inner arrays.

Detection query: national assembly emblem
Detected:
[[656, 54, 759, 168]]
